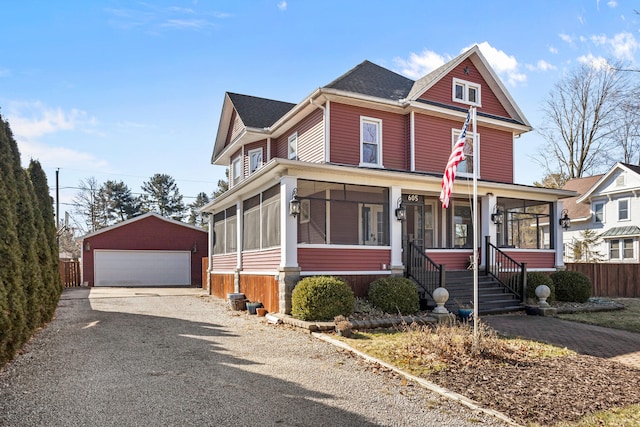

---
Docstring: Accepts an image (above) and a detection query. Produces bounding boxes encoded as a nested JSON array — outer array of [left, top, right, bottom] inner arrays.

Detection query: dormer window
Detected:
[[453, 78, 481, 106]]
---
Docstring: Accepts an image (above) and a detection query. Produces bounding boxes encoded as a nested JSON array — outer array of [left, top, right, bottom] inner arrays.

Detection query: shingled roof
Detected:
[[561, 175, 604, 220], [323, 60, 415, 101], [227, 92, 296, 128]]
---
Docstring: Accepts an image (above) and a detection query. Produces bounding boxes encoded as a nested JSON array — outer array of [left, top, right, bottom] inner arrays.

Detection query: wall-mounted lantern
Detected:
[[394, 197, 406, 221], [559, 209, 571, 230], [491, 205, 504, 225], [289, 188, 301, 217]]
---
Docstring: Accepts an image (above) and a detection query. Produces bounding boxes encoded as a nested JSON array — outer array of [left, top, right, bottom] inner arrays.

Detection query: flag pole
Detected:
[[472, 106, 478, 348]]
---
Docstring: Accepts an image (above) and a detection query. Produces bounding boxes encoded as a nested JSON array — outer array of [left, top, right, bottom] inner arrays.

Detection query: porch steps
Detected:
[[420, 270, 523, 315]]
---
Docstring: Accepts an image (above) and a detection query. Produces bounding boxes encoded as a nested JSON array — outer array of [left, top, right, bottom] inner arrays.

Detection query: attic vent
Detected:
[[615, 174, 625, 187]]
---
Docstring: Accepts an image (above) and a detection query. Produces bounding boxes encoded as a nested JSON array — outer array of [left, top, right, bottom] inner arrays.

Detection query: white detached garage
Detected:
[[82, 213, 209, 287]]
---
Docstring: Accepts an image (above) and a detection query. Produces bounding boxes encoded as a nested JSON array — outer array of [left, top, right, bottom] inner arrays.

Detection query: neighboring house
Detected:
[[561, 163, 640, 263], [202, 45, 574, 314], [82, 213, 208, 287]]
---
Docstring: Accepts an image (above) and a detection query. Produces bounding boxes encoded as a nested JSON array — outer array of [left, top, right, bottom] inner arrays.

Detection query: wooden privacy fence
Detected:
[[59, 260, 81, 288], [565, 263, 640, 298]]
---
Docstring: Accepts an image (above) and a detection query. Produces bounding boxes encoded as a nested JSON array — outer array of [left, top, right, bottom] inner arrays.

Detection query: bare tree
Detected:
[[73, 177, 101, 233], [606, 94, 640, 165], [536, 61, 632, 178]]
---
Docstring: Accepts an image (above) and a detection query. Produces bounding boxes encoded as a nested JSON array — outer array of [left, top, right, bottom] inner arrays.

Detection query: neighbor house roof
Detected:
[[82, 212, 206, 239], [561, 175, 604, 221], [576, 162, 640, 203]]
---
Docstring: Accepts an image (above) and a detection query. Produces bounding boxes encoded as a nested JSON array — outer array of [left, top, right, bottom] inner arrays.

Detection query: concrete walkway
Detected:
[[484, 314, 640, 369]]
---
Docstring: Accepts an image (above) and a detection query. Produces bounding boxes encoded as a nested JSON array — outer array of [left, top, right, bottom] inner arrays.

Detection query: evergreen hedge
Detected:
[[291, 276, 355, 321], [0, 114, 61, 368], [368, 276, 420, 315]]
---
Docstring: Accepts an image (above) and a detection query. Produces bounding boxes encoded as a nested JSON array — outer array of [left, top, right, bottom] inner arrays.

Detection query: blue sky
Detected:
[[1, 0, 638, 222]]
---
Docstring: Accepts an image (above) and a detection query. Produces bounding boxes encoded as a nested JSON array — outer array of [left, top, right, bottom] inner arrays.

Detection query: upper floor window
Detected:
[[248, 148, 263, 174], [618, 199, 629, 221], [453, 129, 478, 178], [593, 202, 605, 223], [231, 157, 242, 187], [453, 78, 481, 106], [360, 117, 382, 167], [288, 132, 298, 160]]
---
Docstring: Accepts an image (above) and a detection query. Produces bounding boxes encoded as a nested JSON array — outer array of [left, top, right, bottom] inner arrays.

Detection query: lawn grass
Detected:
[[557, 298, 640, 333]]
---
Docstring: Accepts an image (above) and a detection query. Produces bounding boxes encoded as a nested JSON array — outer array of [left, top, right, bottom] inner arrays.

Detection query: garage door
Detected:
[[94, 250, 191, 287]]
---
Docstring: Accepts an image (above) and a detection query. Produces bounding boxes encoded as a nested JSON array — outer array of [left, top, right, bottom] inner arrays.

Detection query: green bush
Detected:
[[551, 270, 592, 303], [291, 276, 355, 321], [368, 276, 419, 315], [525, 272, 555, 303]]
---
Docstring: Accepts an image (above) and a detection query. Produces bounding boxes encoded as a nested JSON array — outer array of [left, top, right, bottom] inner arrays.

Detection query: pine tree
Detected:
[[0, 114, 28, 365], [188, 192, 210, 228], [28, 160, 62, 320], [97, 180, 140, 225], [140, 173, 185, 221]]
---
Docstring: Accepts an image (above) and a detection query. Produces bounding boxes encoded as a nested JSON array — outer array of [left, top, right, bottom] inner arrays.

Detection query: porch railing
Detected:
[[406, 242, 445, 299], [484, 236, 527, 303]]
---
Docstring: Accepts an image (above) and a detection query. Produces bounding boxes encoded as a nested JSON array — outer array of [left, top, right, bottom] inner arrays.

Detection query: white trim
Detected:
[[359, 116, 383, 167], [239, 270, 280, 275], [324, 101, 331, 163], [266, 137, 271, 161], [452, 77, 481, 107], [410, 111, 415, 172], [231, 156, 243, 187], [298, 244, 391, 250], [618, 198, 630, 221], [592, 201, 605, 224], [301, 271, 392, 276], [208, 269, 236, 275]]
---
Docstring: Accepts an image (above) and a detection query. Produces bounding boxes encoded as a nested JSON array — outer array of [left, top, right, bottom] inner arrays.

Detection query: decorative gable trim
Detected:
[[576, 162, 640, 203]]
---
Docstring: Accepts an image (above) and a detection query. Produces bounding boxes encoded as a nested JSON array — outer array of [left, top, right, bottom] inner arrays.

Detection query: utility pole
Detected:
[[56, 168, 60, 243]]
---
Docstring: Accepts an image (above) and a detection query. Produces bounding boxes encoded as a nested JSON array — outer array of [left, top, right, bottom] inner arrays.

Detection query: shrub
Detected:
[[368, 276, 419, 315], [551, 270, 592, 303], [291, 276, 355, 321], [525, 272, 555, 303]]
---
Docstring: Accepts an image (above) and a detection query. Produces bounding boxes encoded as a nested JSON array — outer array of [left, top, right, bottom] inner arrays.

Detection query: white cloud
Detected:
[[591, 32, 638, 61], [549, 46, 559, 54], [526, 60, 557, 72], [577, 53, 610, 69], [470, 42, 526, 86], [608, 0, 618, 8], [393, 49, 449, 79], [559, 33, 574, 46], [277, 1, 287, 11], [105, 4, 229, 32], [6, 101, 108, 170]]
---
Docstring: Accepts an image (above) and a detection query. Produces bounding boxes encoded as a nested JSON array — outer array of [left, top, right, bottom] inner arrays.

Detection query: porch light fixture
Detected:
[[491, 205, 503, 225], [559, 209, 571, 230], [395, 197, 406, 221], [289, 188, 301, 217]]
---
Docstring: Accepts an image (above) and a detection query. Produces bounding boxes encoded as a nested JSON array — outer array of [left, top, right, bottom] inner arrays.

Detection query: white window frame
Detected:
[[593, 201, 605, 223], [609, 238, 635, 260], [452, 129, 479, 178], [231, 157, 242, 187], [360, 116, 383, 167], [288, 132, 298, 160], [452, 78, 481, 106], [618, 198, 630, 221], [248, 148, 263, 174]]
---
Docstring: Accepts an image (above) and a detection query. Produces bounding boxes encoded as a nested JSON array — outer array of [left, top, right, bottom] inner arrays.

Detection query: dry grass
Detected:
[[336, 321, 640, 426], [557, 298, 640, 333]]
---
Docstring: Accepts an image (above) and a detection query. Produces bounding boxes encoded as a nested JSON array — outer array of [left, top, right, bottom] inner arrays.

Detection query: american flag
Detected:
[[439, 110, 472, 208]]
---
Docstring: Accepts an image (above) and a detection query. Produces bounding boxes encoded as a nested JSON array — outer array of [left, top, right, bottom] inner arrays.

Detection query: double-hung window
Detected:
[[610, 238, 635, 260], [288, 133, 298, 160], [248, 148, 263, 174], [618, 199, 629, 221], [453, 129, 478, 177], [593, 202, 604, 223], [231, 157, 242, 187], [453, 78, 481, 106], [360, 117, 382, 167]]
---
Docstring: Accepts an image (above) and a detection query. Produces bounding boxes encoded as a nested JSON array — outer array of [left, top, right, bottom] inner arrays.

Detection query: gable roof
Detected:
[[576, 162, 640, 203], [82, 212, 206, 239], [561, 175, 604, 221], [227, 92, 296, 129], [323, 60, 414, 101]]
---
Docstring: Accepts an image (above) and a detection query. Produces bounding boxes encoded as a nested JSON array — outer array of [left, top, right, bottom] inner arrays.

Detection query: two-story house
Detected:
[[202, 46, 574, 314], [562, 162, 640, 263]]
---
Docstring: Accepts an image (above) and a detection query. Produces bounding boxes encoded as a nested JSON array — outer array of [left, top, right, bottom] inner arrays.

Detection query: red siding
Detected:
[[298, 247, 391, 271], [275, 109, 324, 160], [501, 250, 556, 269], [419, 58, 510, 118], [414, 115, 514, 183], [329, 103, 407, 169], [83, 215, 208, 286], [242, 248, 281, 270], [427, 250, 474, 270], [211, 253, 237, 270]]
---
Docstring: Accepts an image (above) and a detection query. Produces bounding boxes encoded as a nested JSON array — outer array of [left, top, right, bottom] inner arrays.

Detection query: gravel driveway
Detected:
[[0, 287, 508, 427]]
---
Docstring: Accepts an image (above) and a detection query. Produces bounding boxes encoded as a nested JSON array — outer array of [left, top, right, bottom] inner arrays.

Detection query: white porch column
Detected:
[[390, 186, 404, 274], [481, 193, 497, 268], [235, 199, 243, 293], [280, 176, 299, 268], [555, 201, 566, 269]]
